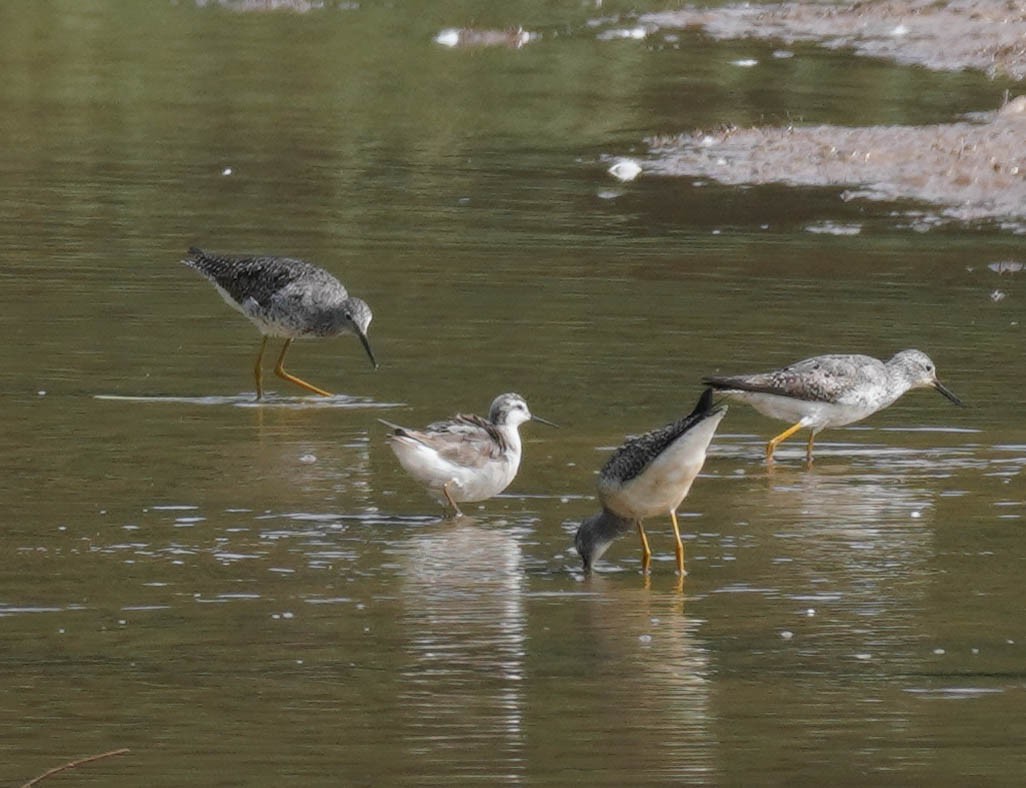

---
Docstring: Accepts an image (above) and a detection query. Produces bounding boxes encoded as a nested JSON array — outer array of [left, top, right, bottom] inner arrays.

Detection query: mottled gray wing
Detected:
[[703, 354, 881, 404], [184, 248, 320, 308], [421, 414, 508, 465], [600, 388, 722, 485]]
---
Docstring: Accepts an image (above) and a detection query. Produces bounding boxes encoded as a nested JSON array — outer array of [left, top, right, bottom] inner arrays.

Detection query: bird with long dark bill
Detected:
[[575, 388, 726, 575], [702, 349, 963, 463], [183, 247, 377, 400]]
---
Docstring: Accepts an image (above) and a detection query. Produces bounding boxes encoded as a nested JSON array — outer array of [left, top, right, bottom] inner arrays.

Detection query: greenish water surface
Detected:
[[1, 2, 1024, 785]]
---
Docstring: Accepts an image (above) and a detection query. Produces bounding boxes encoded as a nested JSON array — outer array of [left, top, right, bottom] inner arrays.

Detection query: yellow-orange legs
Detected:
[[637, 521, 652, 572], [670, 510, 686, 575], [765, 421, 806, 462], [253, 336, 333, 400]]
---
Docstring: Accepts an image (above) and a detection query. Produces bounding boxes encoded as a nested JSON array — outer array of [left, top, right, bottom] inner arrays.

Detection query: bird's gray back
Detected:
[[599, 406, 719, 487], [425, 414, 509, 455], [183, 248, 346, 309], [704, 353, 885, 404]]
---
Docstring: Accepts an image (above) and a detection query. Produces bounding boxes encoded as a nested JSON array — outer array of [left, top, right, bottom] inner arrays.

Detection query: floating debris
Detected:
[[195, 0, 326, 11], [991, 290, 1008, 302], [608, 158, 643, 182], [988, 261, 1024, 275], [434, 27, 536, 49], [731, 58, 759, 67], [597, 26, 648, 41], [805, 221, 862, 236]]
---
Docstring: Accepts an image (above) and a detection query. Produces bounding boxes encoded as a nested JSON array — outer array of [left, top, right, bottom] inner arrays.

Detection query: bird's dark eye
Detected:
[[344, 312, 353, 321]]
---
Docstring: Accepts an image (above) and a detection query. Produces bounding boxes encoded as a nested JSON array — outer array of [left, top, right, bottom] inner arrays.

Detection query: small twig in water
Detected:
[[21, 748, 130, 787]]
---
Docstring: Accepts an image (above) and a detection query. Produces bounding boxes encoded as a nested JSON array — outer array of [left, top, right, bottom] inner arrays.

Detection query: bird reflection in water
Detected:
[[395, 520, 528, 781]]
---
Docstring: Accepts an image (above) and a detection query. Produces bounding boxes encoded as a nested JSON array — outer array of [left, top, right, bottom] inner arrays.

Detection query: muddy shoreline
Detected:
[[647, 97, 1026, 227], [643, 0, 1026, 80], [638, 1, 1026, 227]]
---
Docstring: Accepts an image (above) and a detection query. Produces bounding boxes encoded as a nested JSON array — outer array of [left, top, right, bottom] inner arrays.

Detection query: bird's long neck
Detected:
[[494, 423, 523, 460], [882, 359, 918, 404]]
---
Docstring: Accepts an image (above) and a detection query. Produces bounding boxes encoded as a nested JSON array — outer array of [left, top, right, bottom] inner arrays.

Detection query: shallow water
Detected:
[[2, 1, 1025, 784]]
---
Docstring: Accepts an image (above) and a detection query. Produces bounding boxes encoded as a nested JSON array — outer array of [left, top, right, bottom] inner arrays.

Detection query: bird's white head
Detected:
[[890, 349, 963, 406], [488, 393, 534, 428]]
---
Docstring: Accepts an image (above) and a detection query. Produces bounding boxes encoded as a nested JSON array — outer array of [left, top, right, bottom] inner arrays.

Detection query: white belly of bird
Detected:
[[392, 439, 517, 503], [731, 391, 876, 430], [600, 414, 724, 521]]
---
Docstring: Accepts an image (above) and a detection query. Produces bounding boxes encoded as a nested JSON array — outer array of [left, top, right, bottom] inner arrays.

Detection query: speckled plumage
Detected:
[[183, 247, 376, 399], [381, 393, 557, 517], [575, 388, 727, 574], [183, 247, 371, 338], [702, 349, 963, 461], [598, 388, 723, 490]]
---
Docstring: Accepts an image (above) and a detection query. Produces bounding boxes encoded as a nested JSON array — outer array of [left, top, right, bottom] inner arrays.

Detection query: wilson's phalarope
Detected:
[[183, 247, 377, 400], [703, 349, 963, 462], [575, 388, 726, 574], [381, 393, 556, 517]]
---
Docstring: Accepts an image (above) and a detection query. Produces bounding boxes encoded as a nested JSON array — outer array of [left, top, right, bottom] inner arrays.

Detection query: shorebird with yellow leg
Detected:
[[183, 247, 377, 400], [380, 393, 557, 517], [574, 388, 726, 577], [702, 349, 963, 463]]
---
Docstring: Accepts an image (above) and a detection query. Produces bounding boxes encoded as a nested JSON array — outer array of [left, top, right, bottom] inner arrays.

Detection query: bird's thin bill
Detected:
[[531, 414, 559, 428], [358, 331, 379, 369], [933, 379, 965, 407]]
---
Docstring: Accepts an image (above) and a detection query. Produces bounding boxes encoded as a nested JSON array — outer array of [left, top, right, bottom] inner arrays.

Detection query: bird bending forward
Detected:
[[575, 388, 727, 575], [183, 247, 377, 400]]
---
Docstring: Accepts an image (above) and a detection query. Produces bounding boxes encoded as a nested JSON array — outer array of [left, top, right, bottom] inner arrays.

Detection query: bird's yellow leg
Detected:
[[670, 510, 686, 575], [442, 481, 464, 518], [273, 338, 333, 397], [254, 335, 269, 400], [766, 421, 805, 461], [637, 521, 652, 572]]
